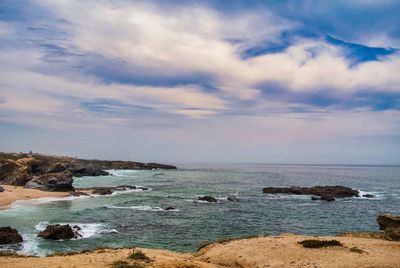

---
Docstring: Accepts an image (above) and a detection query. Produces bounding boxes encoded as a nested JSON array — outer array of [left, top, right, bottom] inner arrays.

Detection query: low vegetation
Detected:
[[349, 247, 365, 254], [298, 239, 343, 248], [128, 249, 151, 262]]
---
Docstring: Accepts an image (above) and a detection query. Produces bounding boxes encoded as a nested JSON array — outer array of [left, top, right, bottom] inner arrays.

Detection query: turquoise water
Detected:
[[1, 164, 399, 256]]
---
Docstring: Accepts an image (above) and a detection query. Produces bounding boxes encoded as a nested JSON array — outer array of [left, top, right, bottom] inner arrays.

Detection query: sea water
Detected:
[[1, 164, 399, 256]]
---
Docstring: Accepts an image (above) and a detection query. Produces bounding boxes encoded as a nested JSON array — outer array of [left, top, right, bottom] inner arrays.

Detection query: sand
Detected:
[[0, 185, 70, 210], [0, 234, 399, 268]]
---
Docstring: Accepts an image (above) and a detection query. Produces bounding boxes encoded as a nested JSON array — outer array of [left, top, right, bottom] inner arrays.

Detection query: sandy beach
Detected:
[[0, 234, 399, 268], [0, 185, 70, 210]]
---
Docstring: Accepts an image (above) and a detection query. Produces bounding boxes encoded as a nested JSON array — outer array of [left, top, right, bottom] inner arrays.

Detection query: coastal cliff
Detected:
[[0, 152, 176, 190]]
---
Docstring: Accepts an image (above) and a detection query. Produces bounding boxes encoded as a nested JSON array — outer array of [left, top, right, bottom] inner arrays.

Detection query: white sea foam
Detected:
[[34, 221, 117, 239], [9, 195, 91, 209], [357, 190, 385, 200], [106, 169, 140, 177], [104, 205, 180, 212]]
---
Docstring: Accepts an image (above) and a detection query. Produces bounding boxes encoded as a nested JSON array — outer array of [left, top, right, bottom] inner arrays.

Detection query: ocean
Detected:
[[1, 164, 399, 256]]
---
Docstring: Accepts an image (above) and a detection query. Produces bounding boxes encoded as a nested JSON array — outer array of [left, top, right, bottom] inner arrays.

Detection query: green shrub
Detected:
[[128, 249, 151, 262], [298, 239, 342, 248], [349, 247, 364, 254]]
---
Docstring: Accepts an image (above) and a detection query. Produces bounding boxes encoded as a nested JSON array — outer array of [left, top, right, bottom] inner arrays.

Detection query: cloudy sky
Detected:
[[0, 0, 399, 164]]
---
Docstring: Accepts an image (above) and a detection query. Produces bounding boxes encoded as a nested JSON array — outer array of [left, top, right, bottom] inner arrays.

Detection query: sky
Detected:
[[0, 0, 400, 165]]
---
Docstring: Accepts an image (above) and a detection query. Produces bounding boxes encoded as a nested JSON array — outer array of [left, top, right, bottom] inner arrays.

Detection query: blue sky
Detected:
[[0, 0, 399, 164]]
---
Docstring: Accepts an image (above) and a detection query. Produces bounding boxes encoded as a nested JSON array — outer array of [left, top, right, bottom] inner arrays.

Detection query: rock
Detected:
[[0, 153, 177, 188], [0, 186, 4, 192], [165, 206, 176, 210], [69, 191, 90, 197], [92, 188, 113, 195], [383, 228, 400, 241], [198, 196, 218, 203], [320, 196, 335, 202], [38, 224, 82, 240], [263, 186, 359, 199], [363, 194, 375, 198], [311, 196, 320, 200], [0, 226, 23, 244], [143, 163, 177, 170], [227, 195, 240, 202], [46, 162, 68, 173], [377, 214, 400, 230], [113, 185, 137, 191], [71, 167, 109, 177], [25, 170, 73, 191]]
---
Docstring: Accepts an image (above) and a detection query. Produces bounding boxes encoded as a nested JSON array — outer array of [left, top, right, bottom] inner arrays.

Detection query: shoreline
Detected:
[[0, 185, 71, 210], [1, 234, 399, 267]]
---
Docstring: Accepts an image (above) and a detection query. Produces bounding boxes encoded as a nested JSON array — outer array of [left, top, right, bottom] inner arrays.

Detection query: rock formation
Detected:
[[377, 214, 400, 241], [0, 226, 23, 245], [263, 185, 359, 201], [38, 224, 82, 240], [0, 152, 177, 191], [198, 196, 218, 203], [25, 170, 74, 191]]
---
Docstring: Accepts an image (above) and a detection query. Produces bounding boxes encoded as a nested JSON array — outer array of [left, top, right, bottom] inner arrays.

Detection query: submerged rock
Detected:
[[69, 191, 90, 197], [263, 185, 359, 199], [25, 170, 74, 191], [198, 196, 218, 203], [363, 194, 375, 198], [320, 196, 335, 202], [0, 226, 23, 245], [92, 188, 113, 195], [227, 195, 240, 202], [38, 224, 82, 240]]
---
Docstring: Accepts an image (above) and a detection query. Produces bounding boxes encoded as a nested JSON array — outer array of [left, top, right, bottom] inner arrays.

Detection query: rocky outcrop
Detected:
[[0, 152, 177, 190], [198, 196, 218, 203], [71, 167, 109, 177], [0, 226, 23, 245], [38, 224, 82, 240], [25, 170, 74, 191], [263, 185, 359, 200], [377, 214, 400, 241]]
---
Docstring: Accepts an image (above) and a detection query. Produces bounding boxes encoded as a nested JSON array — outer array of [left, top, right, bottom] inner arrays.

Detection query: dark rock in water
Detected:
[[311, 196, 320, 200], [38, 224, 82, 240], [143, 163, 177, 170], [198, 196, 218, 203], [114, 185, 136, 191], [69, 191, 89, 197], [25, 170, 73, 191], [363, 194, 375, 198], [92, 188, 113, 195], [227, 195, 240, 202], [377, 214, 400, 230], [0, 186, 4, 192], [320, 196, 335, 202], [164, 206, 176, 210], [72, 167, 109, 177], [262, 185, 359, 199], [0, 226, 23, 244]]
